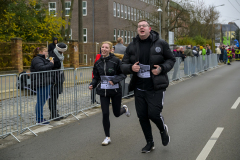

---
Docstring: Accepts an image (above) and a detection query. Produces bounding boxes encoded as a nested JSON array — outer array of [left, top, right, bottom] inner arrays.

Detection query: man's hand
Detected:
[[152, 65, 162, 75], [89, 85, 93, 90], [132, 61, 140, 72], [109, 81, 114, 85]]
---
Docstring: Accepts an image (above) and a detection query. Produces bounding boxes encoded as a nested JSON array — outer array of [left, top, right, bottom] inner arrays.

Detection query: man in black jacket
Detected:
[[121, 20, 175, 153], [48, 43, 67, 121], [48, 37, 58, 52]]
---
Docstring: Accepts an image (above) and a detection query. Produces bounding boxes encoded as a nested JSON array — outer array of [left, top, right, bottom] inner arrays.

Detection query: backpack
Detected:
[[17, 71, 36, 95]]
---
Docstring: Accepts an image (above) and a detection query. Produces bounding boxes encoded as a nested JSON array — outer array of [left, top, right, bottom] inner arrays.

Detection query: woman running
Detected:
[[89, 41, 130, 146]]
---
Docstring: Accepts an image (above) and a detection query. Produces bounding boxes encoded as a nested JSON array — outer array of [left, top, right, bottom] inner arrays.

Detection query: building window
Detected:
[[128, 7, 130, 20], [131, 31, 134, 41], [124, 5, 127, 19], [121, 30, 124, 39], [114, 29, 116, 41], [118, 30, 121, 38], [121, 4, 124, 18], [117, 3, 120, 17], [134, 8, 136, 21], [49, 2, 56, 16], [140, 10, 142, 19], [131, 8, 133, 21], [135, 32, 137, 37], [137, 9, 139, 21], [128, 31, 130, 44], [83, 28, 87, 43], [113, 2, 116, 17], [83, 54, 87, 65], [125, 31, 127, 44], [65, 2, 71, 16], [83, 1, 87, 16], [65, 29, 72, 40]]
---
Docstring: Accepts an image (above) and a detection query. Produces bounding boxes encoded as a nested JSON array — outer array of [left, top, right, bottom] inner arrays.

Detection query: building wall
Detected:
[[45, 0, 158, 43]]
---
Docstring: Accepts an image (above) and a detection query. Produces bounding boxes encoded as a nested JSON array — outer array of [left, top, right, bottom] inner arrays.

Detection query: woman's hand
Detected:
[[109, 81, 114, 85], [50, 59, 54, 64], [89, 85, 93, 90]]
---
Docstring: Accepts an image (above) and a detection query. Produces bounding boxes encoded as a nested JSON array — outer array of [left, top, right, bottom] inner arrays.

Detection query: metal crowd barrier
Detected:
[[0, 54, 219, 142]]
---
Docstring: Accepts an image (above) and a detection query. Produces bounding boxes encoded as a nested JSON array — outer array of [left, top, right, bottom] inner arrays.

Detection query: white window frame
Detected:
[[83, 28, 87, 43], [128, 31, 130, 44], [131, 7, 133, 21], [118, 30, 121, 38], [124, 5, 127, 19], [113, 2, 116, 17], [114, 29, 116, 41], [121, 30, 124, 39], [65, 1, 71, 16], [121, 4, 124, 18], [49, 2, 56, 16], [134, 8, 136, 21], [125, 31, 127, 44], [117, 3, 120, 17], [128, 7, 130, 20], [83, 1, 87, 16], [137, 9, 139, 21]]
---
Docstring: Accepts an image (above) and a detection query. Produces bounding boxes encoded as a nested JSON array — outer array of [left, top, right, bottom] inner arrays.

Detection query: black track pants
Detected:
[[48, 84, 60, 118], [134, 89, 166, 143], [100, 92, 126, 137]]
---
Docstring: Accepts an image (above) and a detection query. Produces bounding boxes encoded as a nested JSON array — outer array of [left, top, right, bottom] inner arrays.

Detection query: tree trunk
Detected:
[[162, 0, 166, 40]]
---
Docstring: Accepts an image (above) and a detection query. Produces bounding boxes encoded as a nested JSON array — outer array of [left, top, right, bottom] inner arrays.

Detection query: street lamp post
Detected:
[[157, 8, 162, 39], [211, 4, 224, 52]]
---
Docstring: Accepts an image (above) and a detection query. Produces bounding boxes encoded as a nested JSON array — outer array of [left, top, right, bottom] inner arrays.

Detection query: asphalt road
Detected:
[[1, 62, 240, 160]]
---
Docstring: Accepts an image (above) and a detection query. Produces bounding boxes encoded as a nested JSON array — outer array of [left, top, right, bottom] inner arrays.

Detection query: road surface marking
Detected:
[[196, 127, 224, 160], [231, 97, 240, 109]]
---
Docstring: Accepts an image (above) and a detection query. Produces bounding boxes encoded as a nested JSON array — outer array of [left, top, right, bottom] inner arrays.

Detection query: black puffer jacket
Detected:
[[30, 54, 54, 88], [90, 53, 126, 97], [121, 30, 176, 91]]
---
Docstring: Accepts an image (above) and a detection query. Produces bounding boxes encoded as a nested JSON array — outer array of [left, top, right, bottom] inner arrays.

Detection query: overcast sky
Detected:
[[200, 0, 240, 26], [175, 0, 240, 27]]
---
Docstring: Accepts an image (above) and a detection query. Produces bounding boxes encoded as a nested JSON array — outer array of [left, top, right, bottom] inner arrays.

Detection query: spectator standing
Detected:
[[89, 41, 130, 146], [114, 37, 127, 54], [223, 46, 228, 64], [121, 20, 175, 153], [183, 45, 194, 76], [30, 46, 54, 125], [48, 37, 58, 52], [48, 43, 67, 120], [216, 46, 221, 63]]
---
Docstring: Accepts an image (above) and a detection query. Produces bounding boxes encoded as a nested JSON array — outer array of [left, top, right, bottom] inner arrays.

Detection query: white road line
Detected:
[[231, 97, 240, 109], [196, 127, 224, 160]]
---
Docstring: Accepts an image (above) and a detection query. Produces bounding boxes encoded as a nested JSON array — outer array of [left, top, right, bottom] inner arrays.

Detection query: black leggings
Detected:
[[100, 92, 126, 137]]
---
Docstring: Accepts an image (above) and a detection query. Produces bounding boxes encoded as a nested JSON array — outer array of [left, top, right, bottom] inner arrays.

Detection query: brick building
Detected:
[[45, 0, 159, 43]]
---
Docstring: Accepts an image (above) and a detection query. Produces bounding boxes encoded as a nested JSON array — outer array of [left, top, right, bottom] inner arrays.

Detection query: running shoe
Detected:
[[160, 124, 170, 146], [141, 141, 155, 153], [123, 105, 131, 117], [102, 137, 111, 146]]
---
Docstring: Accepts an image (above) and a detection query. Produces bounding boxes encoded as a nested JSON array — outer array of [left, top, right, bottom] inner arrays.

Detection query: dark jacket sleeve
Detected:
[[121, 45, 134, 74], [48, 43, 55, 52], [90, 63, 100, 88], [159, 41, 176, 74], [112, 59, 127, 84], [49, 51, 61, 69], [32, 57, 54, 72]]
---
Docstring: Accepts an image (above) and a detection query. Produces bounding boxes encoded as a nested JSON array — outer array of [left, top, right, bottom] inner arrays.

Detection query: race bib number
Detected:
[[100, 76, 119, 89], [137, 63, 150, 78]]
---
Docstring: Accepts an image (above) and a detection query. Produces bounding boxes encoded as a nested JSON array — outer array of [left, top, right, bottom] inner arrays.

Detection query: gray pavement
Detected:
[[1, 62, 240, 160]]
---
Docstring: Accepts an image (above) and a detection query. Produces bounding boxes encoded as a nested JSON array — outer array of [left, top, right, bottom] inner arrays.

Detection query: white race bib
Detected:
[[137, 63, 150, 78], [100, 76, 119, 89]]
